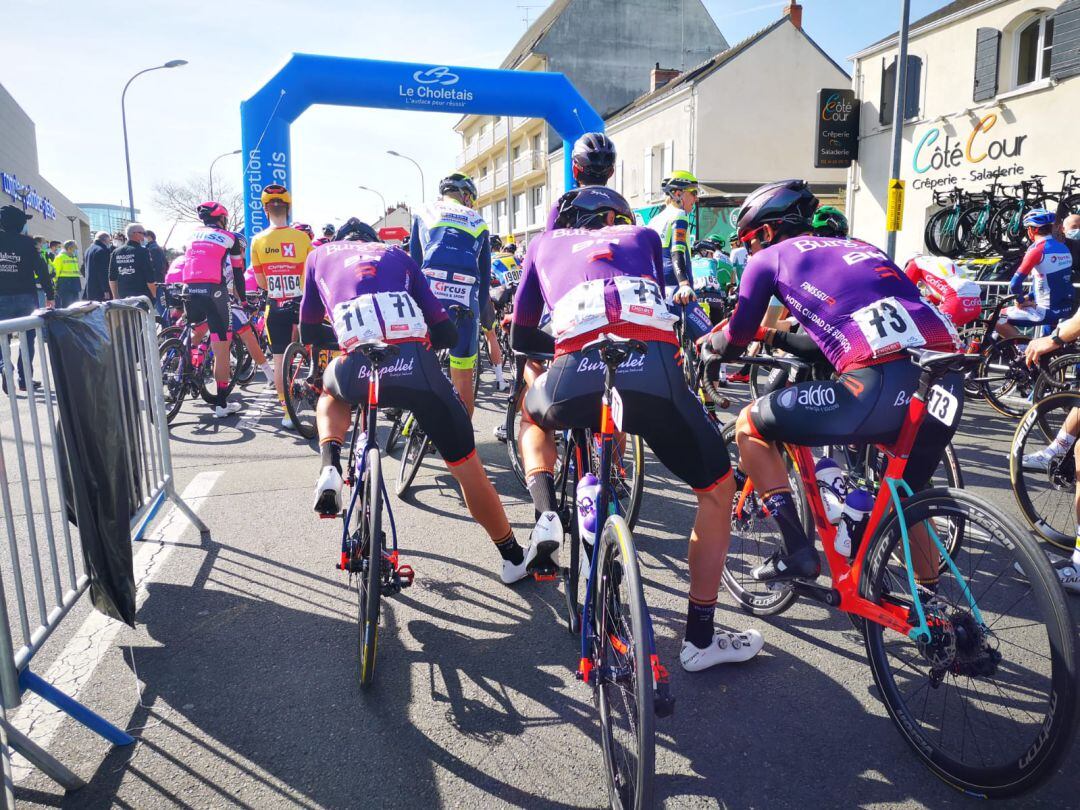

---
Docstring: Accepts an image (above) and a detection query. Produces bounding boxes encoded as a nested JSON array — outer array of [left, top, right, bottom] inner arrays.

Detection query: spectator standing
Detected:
[[144, 229, 168, 317], [1062, 213, 1080, 282], [109, 223, 157, 302], [52, 240, 82, 307], [83, 231, 113, 301], [0, 206, 54, 393], [47, 240, 61, 264]]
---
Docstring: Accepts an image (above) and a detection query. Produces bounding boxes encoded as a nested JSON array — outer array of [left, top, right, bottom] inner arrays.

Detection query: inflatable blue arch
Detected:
[[240, 55, 605, 247]]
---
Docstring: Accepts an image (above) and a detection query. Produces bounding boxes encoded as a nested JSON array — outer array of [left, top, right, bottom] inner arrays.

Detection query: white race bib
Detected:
[[613, 276, 677, 331], [927, 384, 959, 426], [429, 279, 472, 306], [551, 279, 609, 340], [332, 291, 428, 352], [266, 272, 302, 299], [851, 296, 925, 357], [502, 268, 522, 285]]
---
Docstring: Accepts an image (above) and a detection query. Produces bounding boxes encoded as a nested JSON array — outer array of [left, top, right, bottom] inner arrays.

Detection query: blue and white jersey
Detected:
[[1011, 235, 1074, 313], [408, 199, 490, 281]]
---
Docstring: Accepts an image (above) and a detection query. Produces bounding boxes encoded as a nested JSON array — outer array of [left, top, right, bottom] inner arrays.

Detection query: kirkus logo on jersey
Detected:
[[399, 66, 474, 109]]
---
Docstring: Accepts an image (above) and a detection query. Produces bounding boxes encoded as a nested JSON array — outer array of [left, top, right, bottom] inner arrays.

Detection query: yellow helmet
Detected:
[[260, 184, 292, 208]]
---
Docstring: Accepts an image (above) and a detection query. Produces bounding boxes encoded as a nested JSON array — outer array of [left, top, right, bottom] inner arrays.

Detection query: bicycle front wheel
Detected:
[[861, 487, 1077, 798], [158, 338, 186, 424], [593, 515, 655, 810], [356, 447, 384, 689], [282, 342, 317, 439]]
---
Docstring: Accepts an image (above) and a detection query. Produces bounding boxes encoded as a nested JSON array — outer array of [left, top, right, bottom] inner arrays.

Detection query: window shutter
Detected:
[[643, 147, 653, 196], [972, 27, 1001, 101], [904, 56, 922, 119], [664, 140, 675, 178], [879, 57, 896, 125], [1051, 0, 1080, 80]]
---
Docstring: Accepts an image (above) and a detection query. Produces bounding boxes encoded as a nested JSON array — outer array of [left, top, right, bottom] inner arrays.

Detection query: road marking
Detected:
[[238, 385, 279, 430], [9, 471, 223, 782]]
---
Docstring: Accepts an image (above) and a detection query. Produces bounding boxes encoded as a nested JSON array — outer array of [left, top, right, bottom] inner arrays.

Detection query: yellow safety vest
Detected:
[[53, 253, 80, 279]]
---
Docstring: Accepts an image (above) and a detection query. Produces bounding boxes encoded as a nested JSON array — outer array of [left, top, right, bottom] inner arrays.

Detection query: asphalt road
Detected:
[[3, 362, 1079, 809]]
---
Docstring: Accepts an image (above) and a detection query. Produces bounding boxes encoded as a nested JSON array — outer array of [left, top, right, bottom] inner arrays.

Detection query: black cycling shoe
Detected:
[[751, 546, 821, 582]]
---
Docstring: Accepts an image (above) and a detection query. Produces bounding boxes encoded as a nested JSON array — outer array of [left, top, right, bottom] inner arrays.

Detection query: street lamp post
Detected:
[[386, 150, 426, 203], [65, 215, 77, 240], [122, 59, 188, 222], [209, 149, 242, 199], [358, 185, 387, 224]]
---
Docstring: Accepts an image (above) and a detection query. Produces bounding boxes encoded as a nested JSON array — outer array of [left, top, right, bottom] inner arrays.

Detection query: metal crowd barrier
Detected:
[[0, 297, 208, 798]]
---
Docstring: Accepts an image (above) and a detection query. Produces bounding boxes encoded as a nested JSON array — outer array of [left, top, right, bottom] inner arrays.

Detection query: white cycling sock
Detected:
[[1048, 427, 1077, 456], [494, 365, 505, 385]]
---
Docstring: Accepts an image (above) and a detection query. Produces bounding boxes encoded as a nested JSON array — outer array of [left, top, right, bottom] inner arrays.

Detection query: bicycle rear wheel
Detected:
[[282, 342, 318, 439], [158, 338, 186, 423], [720, 421, 811, 616], [861, 487, 1077, 797], [383, 410, 406, 455], [355, 447, 384, 689], [1010, 391, 1080, 550], [979, 336, 1033, 417], [396, 424, 429, 497], [199, 339, 239, 404], [593, 515, 655, 810]]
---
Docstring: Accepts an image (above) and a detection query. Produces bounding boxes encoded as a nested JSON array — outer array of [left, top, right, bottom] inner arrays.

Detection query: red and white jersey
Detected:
[[904, 255, 980, 306]]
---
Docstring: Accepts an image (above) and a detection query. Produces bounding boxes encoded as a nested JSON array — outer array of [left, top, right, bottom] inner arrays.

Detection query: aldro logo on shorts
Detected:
[[777, 385, 837, 412]]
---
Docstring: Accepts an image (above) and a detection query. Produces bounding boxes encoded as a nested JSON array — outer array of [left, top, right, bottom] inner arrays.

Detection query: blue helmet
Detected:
[[1022, 208, 1055, 228]]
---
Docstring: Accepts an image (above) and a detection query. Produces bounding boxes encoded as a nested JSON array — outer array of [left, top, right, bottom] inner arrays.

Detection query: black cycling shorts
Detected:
[[266, 299, 300, 354], [748, 358, 963, 491], [185, 283, 231, 343], [525, 340, 731, 491], [325, 343, 475, 465]]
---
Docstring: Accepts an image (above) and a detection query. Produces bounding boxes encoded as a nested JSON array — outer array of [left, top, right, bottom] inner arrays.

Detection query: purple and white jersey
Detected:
[[300, 242, 448, 352], [725, 236, 961, 372], [514, 224, 678, 353]]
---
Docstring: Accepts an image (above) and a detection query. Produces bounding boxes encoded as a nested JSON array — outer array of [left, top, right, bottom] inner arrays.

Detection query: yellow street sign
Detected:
[[886, 178, 905, 232]]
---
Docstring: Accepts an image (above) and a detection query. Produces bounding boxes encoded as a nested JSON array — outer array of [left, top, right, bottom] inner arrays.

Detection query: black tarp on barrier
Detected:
[[45, 303, 137, 626]]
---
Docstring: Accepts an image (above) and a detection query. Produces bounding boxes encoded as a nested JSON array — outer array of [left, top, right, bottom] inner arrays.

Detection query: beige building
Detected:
[[550, 6, 849, 239], [0, 83, 90, 249], [453, 0, 728, 244], [847, 0, 1080, 258]]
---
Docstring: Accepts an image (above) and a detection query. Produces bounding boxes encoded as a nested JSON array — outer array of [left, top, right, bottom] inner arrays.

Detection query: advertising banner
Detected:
[[814, 89, 859, 169]]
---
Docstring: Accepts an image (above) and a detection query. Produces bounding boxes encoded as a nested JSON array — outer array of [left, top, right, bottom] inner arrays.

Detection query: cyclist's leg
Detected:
[[206, 290, 236, 412], [996, 304, 1046, 338], [265, 301, 297, 421]]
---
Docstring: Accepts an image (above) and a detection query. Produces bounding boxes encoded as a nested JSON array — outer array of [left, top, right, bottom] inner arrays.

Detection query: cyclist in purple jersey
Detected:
[[703, 180, 963, 584], [514, 186, 764, 672], [301, 219, 552, 585]]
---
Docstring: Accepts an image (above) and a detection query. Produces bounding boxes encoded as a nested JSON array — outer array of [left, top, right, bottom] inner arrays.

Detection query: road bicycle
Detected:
[[988, 175, 1056, 255], [233, 294, 271, 385], [281, 342, 335, 439], [925, 186, 969, 258], [329, 340, 414, 689], [541, 334, 674, 810], [719, 348, 1076, 797], [157, 300, 239, 423], [503, 352, 645, 529], [954, 179, 1003, 258]]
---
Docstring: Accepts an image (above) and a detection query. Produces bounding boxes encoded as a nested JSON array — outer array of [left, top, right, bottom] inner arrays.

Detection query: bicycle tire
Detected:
[[504, 384, 569, 492], [357, 447, 383, 689], [198, 338, 239, 404], [1031, 350, 1080, 406], [978, 335, 1033, 417], [562, 447, 582, 636], [988, 200, 1024, 255], [594, 515, 655, 810], [588, 432, 645, 531], [158, 338, 187, 424], [924, 209, 948, 256], [282, 342, 318, 439], [234, 337, 255, 385], [956, 206, 992, 258], [383, 411, 406, 455], [1058, 192, 1080, 219], [1010, 391, 1080, 550], [719, 420, 811, 616], [157, 325, 183, 346], [930, 209, 963, 259], [860, 487, 1077, 797], [395, 424, 428, 497]]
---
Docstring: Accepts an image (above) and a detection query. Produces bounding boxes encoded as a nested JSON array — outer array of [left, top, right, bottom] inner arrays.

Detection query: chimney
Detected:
[[784, 2, 803, 30], [650, 62, 681, 92]]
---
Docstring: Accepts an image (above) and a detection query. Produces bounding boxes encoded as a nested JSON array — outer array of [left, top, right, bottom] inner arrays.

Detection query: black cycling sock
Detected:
[[320, 441, 342, 473], [685, 598, 716, 649], [762, 489, 811, 556], [526, 471, 557, 521], [214, 381, 229, 408], [493, 531, 524, 565]]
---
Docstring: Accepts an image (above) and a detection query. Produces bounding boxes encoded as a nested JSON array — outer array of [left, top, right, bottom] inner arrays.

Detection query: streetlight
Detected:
[[386, 150, 426, 203], [65, 215, 77, 241], [358, 185, 387, 224], [122, 59, 188, 221], [209, 149, 242, 199]]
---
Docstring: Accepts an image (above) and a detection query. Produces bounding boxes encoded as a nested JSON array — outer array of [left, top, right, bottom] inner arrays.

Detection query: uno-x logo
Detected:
[[281, 242, 295, 258], [412, 66, 459, 86]]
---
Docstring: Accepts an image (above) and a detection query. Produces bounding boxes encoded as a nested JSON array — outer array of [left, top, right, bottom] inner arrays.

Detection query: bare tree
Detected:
[[153, 175, 245, 233]]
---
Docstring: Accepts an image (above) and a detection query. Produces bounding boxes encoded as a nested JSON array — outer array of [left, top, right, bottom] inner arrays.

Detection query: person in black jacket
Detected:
[[0, 206, 54, 393], [109, 223, 156, 301], [83, 231, 113, 301], [144, 229, 168, 316]]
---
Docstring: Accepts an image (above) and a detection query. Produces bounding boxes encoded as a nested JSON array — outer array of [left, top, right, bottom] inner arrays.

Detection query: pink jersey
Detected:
[[165, 255, 187, 285], [182, 226, 246, 285], [244, 264, 257, 290]]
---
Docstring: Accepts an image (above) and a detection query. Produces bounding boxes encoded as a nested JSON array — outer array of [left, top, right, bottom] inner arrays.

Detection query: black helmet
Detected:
[[439, 173, 477, 202], [572, 132, 616, 182], [693, 238, 721, 255], [554, 186, 633, 230], [736, 179, 818, 245], [334, 218, 380, 243], [490, 234, 503, 251]]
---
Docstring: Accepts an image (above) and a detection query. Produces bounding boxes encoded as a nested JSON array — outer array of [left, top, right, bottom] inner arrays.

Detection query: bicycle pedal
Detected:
[[396, 564, 415, 588], [654, 690, 676, 719], [532, 566, 558, 582], [318, 511, 343, 520]]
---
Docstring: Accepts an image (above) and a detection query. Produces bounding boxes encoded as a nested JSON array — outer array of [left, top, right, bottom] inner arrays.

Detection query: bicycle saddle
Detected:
[[905, 347, 973, 372], [355, 340, 400, 364]]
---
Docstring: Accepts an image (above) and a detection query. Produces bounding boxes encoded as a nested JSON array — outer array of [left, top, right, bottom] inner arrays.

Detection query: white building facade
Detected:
[[847, 0, 1080, 258]]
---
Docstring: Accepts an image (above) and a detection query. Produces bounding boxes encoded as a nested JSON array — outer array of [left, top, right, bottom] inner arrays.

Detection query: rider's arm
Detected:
[[408, 217, 424, 266], [510, 246, 555, 355], [1010, 242, 1043, 301], [403, 249, 458, 350], [903, 258, 921, 286], [478, 233, 491, 307], [765, 328, 825, 361], [724, 251, 779, 347], [670, 215, 691, 286], [298, 252, 325, 327]]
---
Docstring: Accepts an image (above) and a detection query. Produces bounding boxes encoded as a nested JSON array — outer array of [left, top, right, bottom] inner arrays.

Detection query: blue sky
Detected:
[[2, 0, 948, 245]]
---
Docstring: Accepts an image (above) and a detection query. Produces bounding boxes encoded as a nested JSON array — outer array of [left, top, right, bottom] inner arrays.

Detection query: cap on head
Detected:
[[0, 205, 31, 230]]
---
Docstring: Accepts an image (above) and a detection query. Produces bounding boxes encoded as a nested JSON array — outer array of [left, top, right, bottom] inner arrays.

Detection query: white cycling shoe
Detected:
[[1022, 448, 1062, 471], [680, 629, 764, 672], [313, 466, 343, 516], [501, 512, 562, 584], [213, 401, 242, 419]]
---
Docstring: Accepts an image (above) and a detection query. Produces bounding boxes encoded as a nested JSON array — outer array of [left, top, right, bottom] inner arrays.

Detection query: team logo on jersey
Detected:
[[281, 242, 296, 258]]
